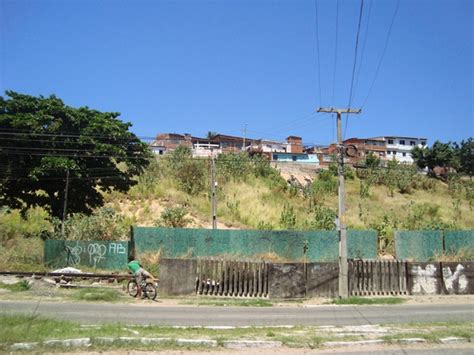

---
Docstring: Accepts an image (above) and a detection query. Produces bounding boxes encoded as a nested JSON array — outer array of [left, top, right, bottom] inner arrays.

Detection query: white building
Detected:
[[372, 136, 427, 164]]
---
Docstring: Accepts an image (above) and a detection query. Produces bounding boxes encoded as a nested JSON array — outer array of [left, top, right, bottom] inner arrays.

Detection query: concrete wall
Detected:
[[158, 258, 474, 299], [44, 240, 129, 270], [408, 262, 473, 295]]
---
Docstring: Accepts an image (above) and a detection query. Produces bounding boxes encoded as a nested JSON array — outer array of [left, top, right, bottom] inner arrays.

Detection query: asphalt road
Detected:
[[0, 301, 473, 326]]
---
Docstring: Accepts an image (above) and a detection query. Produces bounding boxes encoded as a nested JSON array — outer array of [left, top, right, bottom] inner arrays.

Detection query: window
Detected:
[[388, 139, 394, 144], [399, 140, 405, 145], [273, 154, 278, 160], [410, 141, 416, 146], [292, 155, 297, 161], [402, 152, 406, 157], [421, 141, 426, 146], [387, 151, 391, 155]]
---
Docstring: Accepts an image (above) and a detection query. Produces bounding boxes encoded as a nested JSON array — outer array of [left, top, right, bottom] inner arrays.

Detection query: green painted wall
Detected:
[[395, 230, 474, 261], [444, 230, 474, 253], [44, 240, 129, 270], [395, 231, 443, 261], [131, 227, 378, 262]]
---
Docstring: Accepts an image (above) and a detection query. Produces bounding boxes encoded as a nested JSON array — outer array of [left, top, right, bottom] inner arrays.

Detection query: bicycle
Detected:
[[127, 278, 158, 300]]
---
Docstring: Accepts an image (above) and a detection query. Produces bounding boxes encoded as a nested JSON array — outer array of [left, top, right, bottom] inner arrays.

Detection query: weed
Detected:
[[72, 288, 122, 302], [0, 280, 30, 292], [332, 297, 405, 305], [279, 203, 297, 230]]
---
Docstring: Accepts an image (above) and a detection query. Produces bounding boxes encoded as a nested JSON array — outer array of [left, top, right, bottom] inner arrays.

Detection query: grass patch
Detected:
[[72, 288, 122, 302], [332, 296, 405, 305], [0, 313, 472, 352], [0, 280, 30, 292], [180, 297, 273, 307]]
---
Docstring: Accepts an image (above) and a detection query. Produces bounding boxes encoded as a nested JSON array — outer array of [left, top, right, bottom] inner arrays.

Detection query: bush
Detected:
[[163, 146, 207, 195], [306, 205, 336, 230], [55, 207, 128, 241], [312, 170, 338, 196], [155, 206, 190, 228], [0, 207, 51, 246], [279, 203, 297, 230]]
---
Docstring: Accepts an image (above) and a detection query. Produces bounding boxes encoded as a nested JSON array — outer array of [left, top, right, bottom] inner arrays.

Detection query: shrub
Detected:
[[155, 206, 190, 228], [312, 170, 338, 196], [306, 205, 336, 230], [279, 203, 297, 230], [54, 207, 128, 241], [0, 207, 51, 246]]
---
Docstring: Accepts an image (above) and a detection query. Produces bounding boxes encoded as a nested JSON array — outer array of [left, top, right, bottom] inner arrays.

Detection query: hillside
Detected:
[[1, 151, 473, 271]]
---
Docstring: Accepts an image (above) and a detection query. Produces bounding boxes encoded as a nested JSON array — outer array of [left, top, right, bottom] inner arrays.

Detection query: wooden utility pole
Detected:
[[317, 107, 361, 298], [210, 150, 217, 229], [61, 168, 70, 238]]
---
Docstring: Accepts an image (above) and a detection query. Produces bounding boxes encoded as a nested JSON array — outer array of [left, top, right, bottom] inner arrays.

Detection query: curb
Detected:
[[223, 340, 283, 349], [7, 335, 471, 351], [323, 340, 384, 347]]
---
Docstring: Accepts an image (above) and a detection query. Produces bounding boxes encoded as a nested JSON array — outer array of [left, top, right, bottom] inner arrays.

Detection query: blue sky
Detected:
[[1, 0, 472, 146]]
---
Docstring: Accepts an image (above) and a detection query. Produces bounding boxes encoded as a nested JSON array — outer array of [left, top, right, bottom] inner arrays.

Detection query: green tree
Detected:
[[458, 138, 473, 176], [365, 152, 381, 169], [0, 91, 151, 217]]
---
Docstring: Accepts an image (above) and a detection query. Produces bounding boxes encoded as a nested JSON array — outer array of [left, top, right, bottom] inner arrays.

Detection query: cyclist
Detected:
[[127, 259, 157, 298]]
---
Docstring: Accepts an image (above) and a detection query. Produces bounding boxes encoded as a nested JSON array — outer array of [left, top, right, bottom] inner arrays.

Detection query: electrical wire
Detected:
[[330, 0, 339, 106], [344, 0, 365, 139], [361, 0, 400, 108], [314, 0, 323, 105], [353, 0, 373, 97]]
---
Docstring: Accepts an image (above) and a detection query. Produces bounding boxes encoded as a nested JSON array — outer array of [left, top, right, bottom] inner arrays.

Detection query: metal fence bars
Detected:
[[196, 259, 269, 298], [348, 260, 408, 296]]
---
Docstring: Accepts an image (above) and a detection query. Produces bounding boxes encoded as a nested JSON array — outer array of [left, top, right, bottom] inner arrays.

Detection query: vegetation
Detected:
[[331, 297, 405, 305], [155, 206, 190, 228], [0, 91, 151, 217], [0, 280, 30, 292], [411, 138, 473, 176], [72, 288, 122, 302], [0, 314, 471, 351]]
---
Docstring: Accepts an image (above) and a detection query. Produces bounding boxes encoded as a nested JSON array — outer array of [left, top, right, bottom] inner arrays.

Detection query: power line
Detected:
[[0, 128, 154, 141], [314, 0, 323, 105], [331, 0, 340, 106], [361, 0, 400, 108], [353, 0, 373, 97], [344, 0, 365, 139]]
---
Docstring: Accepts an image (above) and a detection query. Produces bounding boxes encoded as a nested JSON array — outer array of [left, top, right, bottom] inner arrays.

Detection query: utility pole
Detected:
[[317, 107, 361, 298], [210, 149, 217, 229], [61, 168, 70, 238], [242, 123, 248, 152]]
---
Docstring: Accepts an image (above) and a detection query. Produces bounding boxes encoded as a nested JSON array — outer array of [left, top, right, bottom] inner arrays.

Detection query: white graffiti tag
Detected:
[[411, 264, 437, 294], [109, 243, 127, 254], [87, 243, 107, 268], [443, 264, 468, 294], [66, 243, 83, 265]]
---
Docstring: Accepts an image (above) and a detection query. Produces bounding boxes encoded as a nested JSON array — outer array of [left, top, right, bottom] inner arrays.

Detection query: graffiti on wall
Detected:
[[65, 242, 127, 268], [410, 263, 469, 295], [442, 264, 468, 294]]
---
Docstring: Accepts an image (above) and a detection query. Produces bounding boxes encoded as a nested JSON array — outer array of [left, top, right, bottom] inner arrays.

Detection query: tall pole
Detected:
[[317, 107, 361, 298], [210, 150, 217, 229], [242, 123, 248, 152], [61, 169, 70, 238]]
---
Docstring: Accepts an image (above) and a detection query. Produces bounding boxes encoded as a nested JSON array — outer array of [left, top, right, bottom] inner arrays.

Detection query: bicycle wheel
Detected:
[[127, 279, 139, 297], [144, 282, 157, 300]]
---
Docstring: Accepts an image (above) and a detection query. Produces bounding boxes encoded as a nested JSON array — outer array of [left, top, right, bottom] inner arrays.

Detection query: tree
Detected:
[[0, 91, 151, 217], [411, 140, 459, 173], [365, 152, 381, 169], [458, 138, 474, 177]]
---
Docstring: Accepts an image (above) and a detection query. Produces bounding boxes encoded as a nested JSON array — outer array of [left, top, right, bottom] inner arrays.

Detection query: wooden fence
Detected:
[[196, 259, 269, 298], [348, 260, 408, 296]]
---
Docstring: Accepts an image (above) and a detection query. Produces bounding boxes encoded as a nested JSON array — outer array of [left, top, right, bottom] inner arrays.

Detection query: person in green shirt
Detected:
[[127, 260, 157, 298]]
